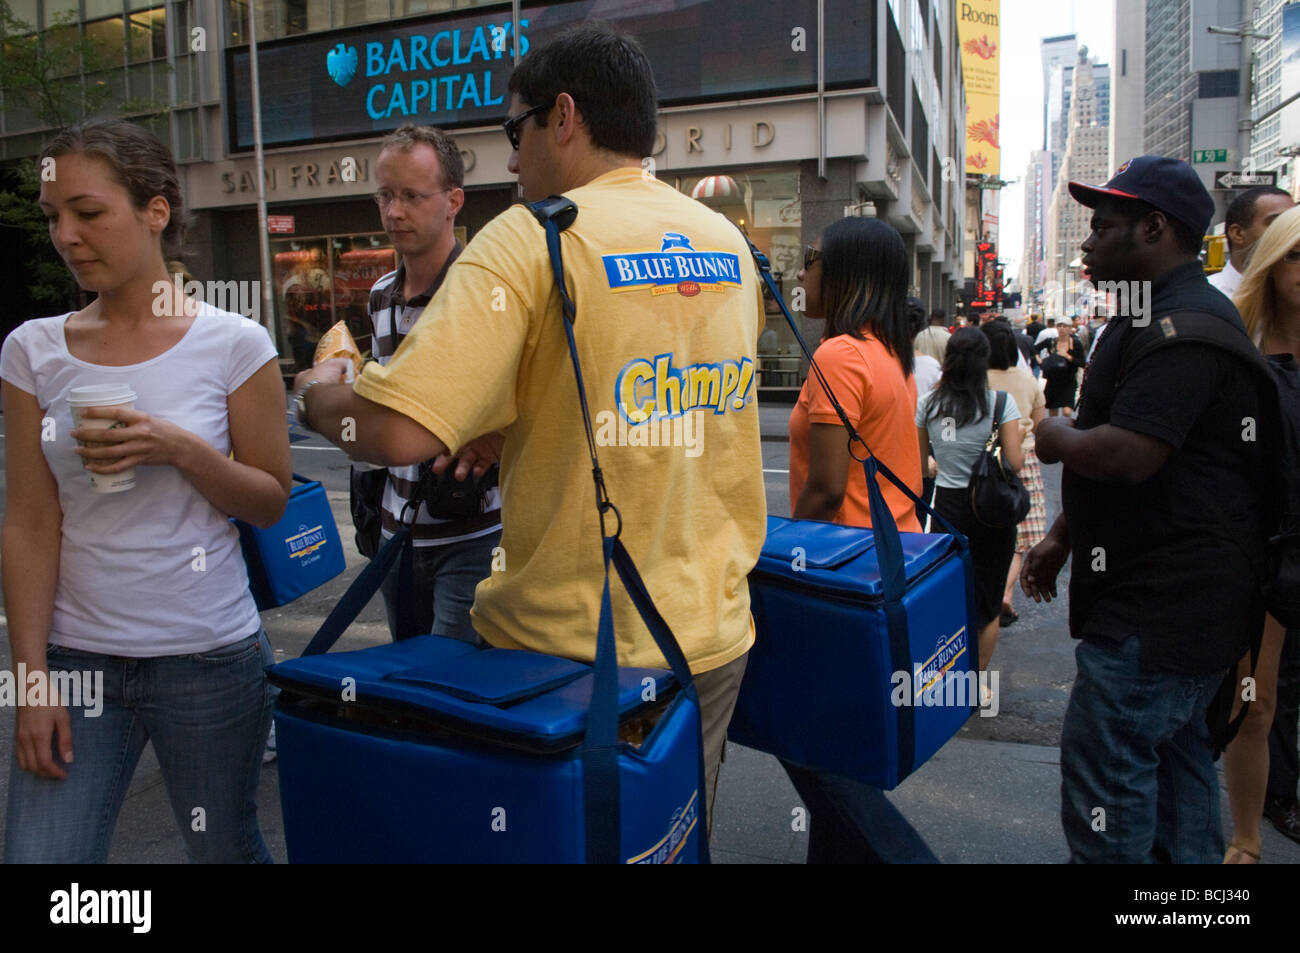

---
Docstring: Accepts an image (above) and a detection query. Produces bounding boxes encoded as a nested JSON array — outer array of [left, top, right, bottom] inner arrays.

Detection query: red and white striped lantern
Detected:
[[690, 174, 741, 202]]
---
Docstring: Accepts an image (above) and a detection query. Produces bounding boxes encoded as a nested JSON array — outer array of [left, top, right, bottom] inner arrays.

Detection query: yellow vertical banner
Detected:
[[957, 0, 1000, 176]]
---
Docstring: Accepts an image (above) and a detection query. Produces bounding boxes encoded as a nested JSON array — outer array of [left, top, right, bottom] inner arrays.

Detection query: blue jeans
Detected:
[[4, 630, 274, 863], [781, 762, 940, 863], [380, 529, 500, 644], [1060, 636, 1225, 863]]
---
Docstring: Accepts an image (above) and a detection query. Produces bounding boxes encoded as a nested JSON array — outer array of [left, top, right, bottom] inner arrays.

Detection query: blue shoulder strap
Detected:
[[302, 504, 420, 655], [528, 195, 710, 865]]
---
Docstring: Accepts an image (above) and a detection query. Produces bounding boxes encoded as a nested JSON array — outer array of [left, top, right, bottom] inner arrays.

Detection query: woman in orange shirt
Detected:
[[788, 218, 923, 531], [783, 216, 937, 864]]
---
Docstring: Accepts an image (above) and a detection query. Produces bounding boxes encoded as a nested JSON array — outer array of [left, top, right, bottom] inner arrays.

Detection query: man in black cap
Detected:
[[1020, 156, 1271, 862]]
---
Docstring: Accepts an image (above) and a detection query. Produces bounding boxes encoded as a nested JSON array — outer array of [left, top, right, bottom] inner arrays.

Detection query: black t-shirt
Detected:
[[1061, 261, 1269, 675], [1041, 344, 1085, 409]]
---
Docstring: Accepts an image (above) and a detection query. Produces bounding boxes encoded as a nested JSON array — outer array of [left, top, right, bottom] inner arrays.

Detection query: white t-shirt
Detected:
[[913, 353, 942, 399], [1208, 260, 1241, 298], [0, 305, 276, 655], [916, 388, 1021, 489]]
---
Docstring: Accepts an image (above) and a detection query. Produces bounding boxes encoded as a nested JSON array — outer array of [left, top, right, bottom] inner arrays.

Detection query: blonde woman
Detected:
[[1223, 203, 1300, 863]]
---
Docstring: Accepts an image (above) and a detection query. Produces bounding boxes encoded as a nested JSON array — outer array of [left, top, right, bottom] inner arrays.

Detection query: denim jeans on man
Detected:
[[4, 630, 274, 863], [379, 529, 501, 643], [1060, 637, 1225, 863]]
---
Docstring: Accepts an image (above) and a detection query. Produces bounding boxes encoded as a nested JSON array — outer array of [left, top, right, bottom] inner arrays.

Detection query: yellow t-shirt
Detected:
[[354, 167, 767, 673]]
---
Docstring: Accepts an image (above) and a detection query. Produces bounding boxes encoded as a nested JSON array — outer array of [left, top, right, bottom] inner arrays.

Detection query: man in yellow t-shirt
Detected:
[[292, 23, 766, 820]]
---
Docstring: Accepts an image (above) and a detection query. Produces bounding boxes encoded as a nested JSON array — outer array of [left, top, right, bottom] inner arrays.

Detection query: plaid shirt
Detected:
[[365, 243, 502, 545]]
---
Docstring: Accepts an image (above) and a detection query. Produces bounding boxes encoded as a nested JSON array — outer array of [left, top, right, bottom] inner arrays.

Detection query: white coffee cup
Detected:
[[67, 384, 138, 493]]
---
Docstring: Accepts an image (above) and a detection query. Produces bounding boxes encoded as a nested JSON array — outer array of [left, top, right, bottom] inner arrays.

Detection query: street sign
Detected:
[[267, 215, 295, 234], [1194, 149, 1228, 164], [1214, 171, 1279, 189]]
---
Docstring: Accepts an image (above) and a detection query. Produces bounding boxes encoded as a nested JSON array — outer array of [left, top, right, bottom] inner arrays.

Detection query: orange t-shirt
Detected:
[[789, 332, 923, 532]]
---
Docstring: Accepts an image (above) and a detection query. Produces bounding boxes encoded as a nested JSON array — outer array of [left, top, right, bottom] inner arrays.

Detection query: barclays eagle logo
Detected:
[[659, 232, 696, 252], [326, 43, 358, 87]]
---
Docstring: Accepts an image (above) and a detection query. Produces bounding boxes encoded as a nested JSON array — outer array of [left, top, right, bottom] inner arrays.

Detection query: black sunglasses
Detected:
[[502, 101, 555, 150], [803, 245, 822, 270]]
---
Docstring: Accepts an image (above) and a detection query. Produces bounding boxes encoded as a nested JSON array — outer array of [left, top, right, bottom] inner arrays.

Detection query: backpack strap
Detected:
[[986, 392, 1007, 450], [1118, 311, 1271, 384]]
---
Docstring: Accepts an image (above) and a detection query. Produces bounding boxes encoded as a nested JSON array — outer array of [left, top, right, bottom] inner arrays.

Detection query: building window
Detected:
[[933, 30, 943, 89], [44, 0, 78, 18], [175, 107, 202, 160], [282, 0, 332, 36], [86, 0, 125, 17], [227, 0, 273, 45], [886, 14, 905, 130], [674, 167, 802, 387], [912, 85, 928, 183], [5, 0, 38, 25], [1197, 69, 1239, 99], [340, 0, 390, 26], [276, 234, 396, 368], [399, 0, 459, 13], [128, 7, 166, 62], [84, 16, 127, 67]]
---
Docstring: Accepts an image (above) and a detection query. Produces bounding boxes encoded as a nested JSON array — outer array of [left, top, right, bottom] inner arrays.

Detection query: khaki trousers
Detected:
[[690, 651, 749, 836]]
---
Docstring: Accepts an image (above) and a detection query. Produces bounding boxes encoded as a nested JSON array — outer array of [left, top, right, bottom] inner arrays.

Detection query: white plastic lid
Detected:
[[67, 383, 136, 406]]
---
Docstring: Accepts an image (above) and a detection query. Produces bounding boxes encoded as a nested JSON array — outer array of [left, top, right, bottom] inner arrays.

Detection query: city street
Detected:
[[1, 398, 1294, 863]]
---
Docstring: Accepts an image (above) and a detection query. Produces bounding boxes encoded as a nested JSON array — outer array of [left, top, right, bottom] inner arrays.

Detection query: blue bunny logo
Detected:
[[659, 232, 696, 252]]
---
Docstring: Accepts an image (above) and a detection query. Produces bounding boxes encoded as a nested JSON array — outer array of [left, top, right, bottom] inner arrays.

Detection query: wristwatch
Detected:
[[294, 379, 321, 430]]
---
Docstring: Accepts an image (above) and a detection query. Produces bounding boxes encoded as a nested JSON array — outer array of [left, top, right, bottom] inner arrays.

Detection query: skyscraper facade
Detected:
[[1045, 50, 1110, 313], [1110, 0, 1146, 174], [1019, 149, 1054, 296], [1144, 0, 1197, 159], [1249, 0, 1288, 182]]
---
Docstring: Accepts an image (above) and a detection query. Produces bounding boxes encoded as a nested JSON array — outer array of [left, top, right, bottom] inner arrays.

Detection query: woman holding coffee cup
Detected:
[[0, 119, 291, 862]]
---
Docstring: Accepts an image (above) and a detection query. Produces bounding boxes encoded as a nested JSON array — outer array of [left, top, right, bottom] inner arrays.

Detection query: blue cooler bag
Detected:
[[268, 196, 710, 864], [730, 515, 976, 789], [236, 473, 346, 610], [269, 626, 705, 864], [727, 237, 978, 790]]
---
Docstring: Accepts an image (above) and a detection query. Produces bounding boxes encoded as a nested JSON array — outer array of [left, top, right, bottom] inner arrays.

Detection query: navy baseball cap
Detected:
[[1068, 156, 1215, 238]]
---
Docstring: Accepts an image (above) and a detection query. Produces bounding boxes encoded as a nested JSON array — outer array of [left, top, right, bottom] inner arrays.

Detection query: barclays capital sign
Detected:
[[227, 0, 875, 153], [227, 10, 531, 151], [323, 20, 527, 120]]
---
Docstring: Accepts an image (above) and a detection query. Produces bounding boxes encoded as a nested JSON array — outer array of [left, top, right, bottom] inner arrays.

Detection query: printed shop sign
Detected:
[[957, 0, 1000, 176]]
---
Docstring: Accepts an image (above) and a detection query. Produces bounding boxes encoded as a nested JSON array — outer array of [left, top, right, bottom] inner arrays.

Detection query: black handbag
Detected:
[[348, 465, 388, 558], [968, 392, 1030, 528]]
